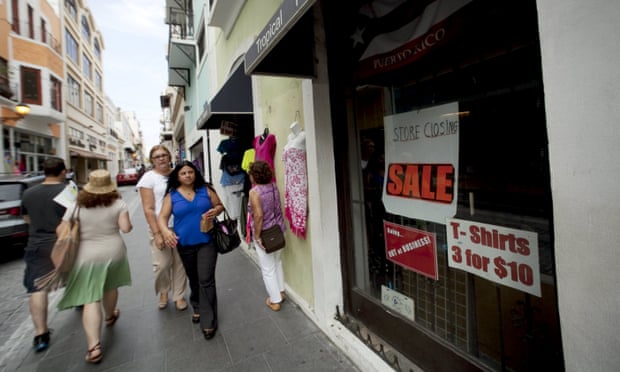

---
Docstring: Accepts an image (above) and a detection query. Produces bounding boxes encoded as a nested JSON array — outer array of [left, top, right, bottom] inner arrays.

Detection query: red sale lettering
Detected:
[[469, 225, 530, 255], [386, 163, 454, 203]]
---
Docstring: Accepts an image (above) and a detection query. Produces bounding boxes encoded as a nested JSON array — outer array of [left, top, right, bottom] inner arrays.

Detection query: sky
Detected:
[[87, 1, 169, 153]]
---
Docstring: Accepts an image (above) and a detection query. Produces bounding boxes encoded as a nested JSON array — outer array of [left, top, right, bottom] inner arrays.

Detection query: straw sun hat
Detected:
[[83, 169, 116, 194]]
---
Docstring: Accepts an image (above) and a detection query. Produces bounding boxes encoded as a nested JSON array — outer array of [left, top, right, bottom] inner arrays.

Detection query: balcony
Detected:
[[166, 6, 195, 87], [0, 79, 14, 100]]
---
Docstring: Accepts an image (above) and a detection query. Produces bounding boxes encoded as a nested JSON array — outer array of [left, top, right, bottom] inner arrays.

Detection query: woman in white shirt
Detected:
[[136, 145, 188, 311]]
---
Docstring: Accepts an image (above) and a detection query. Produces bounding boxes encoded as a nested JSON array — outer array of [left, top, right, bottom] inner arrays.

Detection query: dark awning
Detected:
[[244, 0, 316, 77], [197, 63, 254, 130]]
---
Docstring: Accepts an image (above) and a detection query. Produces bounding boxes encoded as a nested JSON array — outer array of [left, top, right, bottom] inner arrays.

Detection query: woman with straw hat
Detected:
[[55, 169, 133, 364]]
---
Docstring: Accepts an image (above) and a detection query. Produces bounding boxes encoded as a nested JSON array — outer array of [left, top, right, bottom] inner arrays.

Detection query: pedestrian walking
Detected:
[[137, 145, 188, 311], [55, 169, 133, 364], [247, 160, 287, 311], [21, 157, 68, 352], [157, 161, 225, 340]]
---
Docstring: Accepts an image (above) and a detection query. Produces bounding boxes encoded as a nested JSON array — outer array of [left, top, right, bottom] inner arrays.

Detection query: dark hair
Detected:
[[166, 160, 207, 193], [78, 190, 120, 208], [248, 160, 273, 185], [42, 157, 66, 177]]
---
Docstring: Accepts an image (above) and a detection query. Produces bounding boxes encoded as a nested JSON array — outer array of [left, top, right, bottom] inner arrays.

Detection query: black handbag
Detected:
[[212, 209, 241, 254]]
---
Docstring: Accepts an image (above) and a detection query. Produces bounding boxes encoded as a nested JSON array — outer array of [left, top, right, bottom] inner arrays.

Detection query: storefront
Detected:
[[2, 127, 58, 174], [324, 0, 563, 370]]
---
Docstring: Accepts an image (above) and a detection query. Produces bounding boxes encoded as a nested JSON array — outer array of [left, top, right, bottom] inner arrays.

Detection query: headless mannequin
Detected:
[[260, 127, 269, 144], [285, 122, 305, 150], [282, 121, 308, 238]]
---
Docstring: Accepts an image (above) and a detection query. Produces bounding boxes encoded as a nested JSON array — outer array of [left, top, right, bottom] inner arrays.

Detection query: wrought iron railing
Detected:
[[12, 21, 62, 54], [167, 8, 194, 40]]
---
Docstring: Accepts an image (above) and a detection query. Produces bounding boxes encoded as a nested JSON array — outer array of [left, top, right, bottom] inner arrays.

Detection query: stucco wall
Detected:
[[536, 1, 620, 370]]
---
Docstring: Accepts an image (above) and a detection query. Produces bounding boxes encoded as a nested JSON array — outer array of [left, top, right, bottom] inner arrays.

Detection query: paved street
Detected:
[[0, 186, 360, 372]]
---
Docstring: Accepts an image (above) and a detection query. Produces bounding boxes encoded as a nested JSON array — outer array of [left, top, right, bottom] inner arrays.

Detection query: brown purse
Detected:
[[261, 224, 285, 253], [51, 206, 81, 274], [260, 184, 285, 253]]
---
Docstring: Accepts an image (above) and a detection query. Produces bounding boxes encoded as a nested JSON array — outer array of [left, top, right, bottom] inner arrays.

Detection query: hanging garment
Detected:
[[282, 145, 308, 239]]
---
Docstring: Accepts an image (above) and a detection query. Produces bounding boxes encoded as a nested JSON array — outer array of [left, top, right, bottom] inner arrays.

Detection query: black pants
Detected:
[[177, 242, 218, 330]]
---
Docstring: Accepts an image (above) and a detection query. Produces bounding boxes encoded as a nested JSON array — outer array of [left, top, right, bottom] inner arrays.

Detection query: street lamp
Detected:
[[0, 102, 30, 121]]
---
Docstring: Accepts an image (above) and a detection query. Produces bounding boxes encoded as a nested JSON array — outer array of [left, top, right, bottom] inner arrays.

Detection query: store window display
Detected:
[[216, 136, 246, 220], [282, 122, 308, 238], [339, 0, 562, 370], [252, 128, 277, 175]]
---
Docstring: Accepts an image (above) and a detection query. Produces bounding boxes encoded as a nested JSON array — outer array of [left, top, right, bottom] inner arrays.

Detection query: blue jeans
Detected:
[[177, 242, 218, 330]]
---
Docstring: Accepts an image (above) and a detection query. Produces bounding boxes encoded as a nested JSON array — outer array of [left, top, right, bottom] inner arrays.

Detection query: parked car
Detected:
[[0, 173, 45, 259], [116, 168, 140, 186]]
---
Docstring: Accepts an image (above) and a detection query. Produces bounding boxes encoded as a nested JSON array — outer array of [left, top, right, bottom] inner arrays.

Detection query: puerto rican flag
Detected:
[[350, 0, 472, 79]]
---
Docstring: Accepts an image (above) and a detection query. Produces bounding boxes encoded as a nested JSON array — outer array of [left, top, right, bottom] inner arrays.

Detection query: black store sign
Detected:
[[244, 0, 316, 77]]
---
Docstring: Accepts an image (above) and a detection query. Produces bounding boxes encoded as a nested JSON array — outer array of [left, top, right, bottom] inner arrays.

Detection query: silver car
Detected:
[[0, 174, 45, 258]]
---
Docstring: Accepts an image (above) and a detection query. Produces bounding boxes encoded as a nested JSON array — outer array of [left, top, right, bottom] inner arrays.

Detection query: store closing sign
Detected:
[[384, 221, 438, 280], [383, 102, 459, 224], [446, 218, 541, 297]]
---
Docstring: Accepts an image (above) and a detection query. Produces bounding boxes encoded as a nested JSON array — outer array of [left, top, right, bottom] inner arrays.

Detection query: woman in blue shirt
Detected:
[[157, 161, 224, 340]]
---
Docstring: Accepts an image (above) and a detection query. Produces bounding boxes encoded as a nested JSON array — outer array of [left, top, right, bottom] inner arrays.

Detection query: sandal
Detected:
[[85, 342, 103, 364], [191, 314, 200, 324], [266, 297, 281, 311], [158, 293, 168, 310], [175, 299, 188, 311], [105, 309, 120, 327]]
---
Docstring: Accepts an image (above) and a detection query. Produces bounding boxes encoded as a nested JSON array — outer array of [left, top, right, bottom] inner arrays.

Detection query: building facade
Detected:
[[1, 0, 143, 183], [165, 1, 619, 371], [1, 0, 65, 175], [62, 0, 109, 183]]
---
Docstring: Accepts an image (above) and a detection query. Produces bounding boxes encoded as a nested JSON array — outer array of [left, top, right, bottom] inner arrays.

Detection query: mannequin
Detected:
[[285, 122, 306, 150], [260, 127, 269, 144], [253, 127, 277, 175], [282, 121, 308, 238]]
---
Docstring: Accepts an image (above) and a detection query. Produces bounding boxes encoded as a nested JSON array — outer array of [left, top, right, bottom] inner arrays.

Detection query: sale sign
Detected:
[[383, 102, 459, 224], [384, 221, 438, 280], [446, 218, 541, 297]]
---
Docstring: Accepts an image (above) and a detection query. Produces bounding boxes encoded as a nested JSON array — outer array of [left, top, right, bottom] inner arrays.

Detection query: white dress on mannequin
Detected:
[[282, 122, 308, 238]]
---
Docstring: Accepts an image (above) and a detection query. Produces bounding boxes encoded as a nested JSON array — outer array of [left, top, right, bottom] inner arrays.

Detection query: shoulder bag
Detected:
[[260, 184, 285, 253], [51, 204, 81, 273], [212, 208, 241, 254], [35, 204, 81, 291], [205, 185, 241, 254]]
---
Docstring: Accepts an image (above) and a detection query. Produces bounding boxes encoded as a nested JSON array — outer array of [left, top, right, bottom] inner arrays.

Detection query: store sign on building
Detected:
[[244, 0, 315, 73], [351, 0, 472, 79], [384, 221, 438, 280], [446, 218, 541, 297]]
